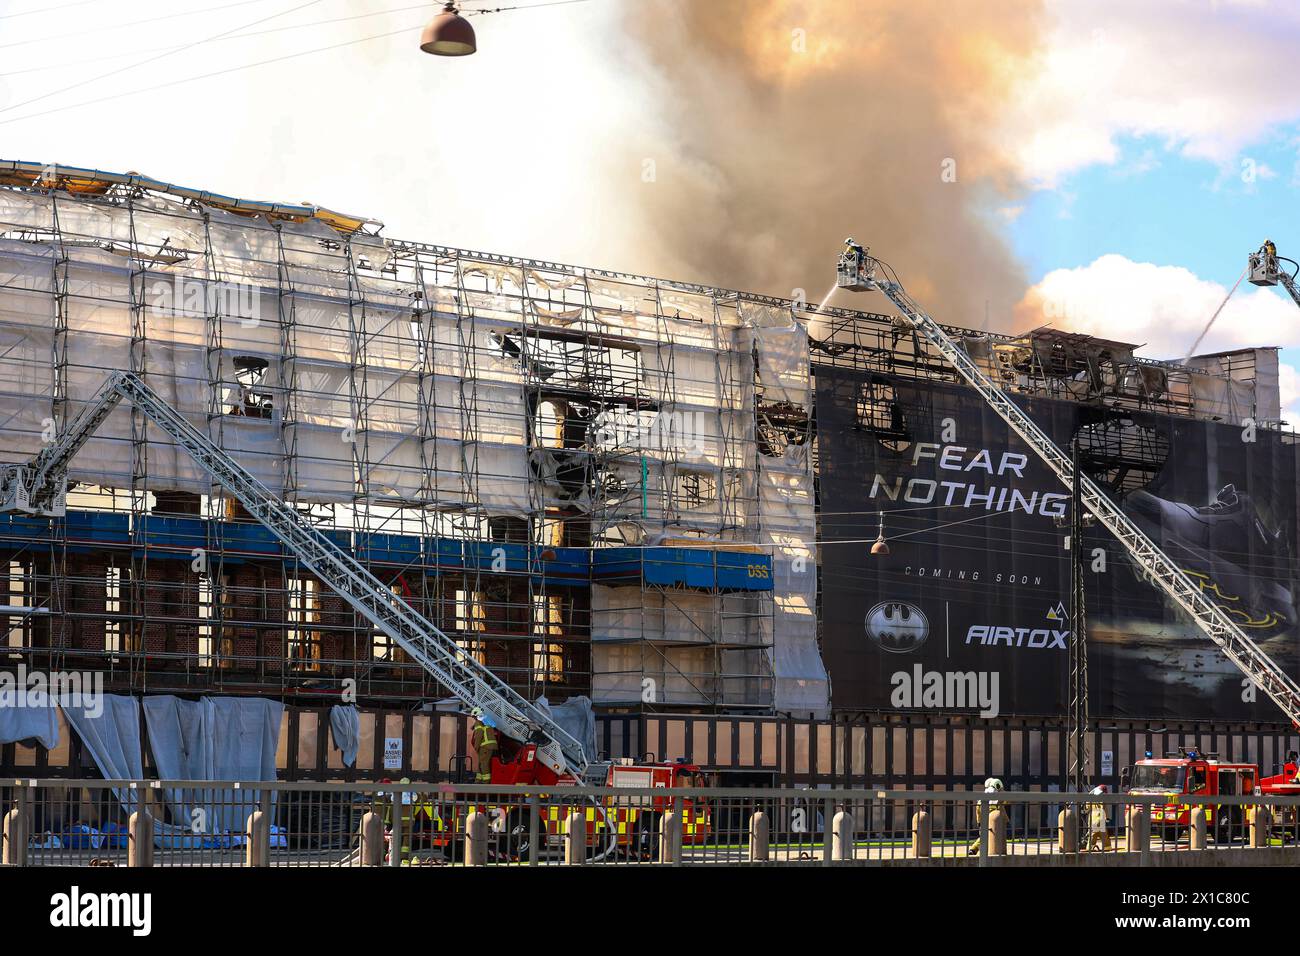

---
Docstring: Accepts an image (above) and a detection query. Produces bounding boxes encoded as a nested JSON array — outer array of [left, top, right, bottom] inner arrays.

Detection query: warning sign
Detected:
[[384, 737, 403, 770]]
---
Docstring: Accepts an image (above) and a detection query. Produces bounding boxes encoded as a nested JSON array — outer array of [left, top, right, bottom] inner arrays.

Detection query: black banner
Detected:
[[815, 365, 1300, 721]]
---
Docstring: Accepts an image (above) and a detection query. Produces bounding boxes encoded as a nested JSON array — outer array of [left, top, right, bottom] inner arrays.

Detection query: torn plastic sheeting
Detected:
[[141, 695, 284, 837], [330, 704, 360, 767], [536, 695, 597, 765], [753, 323, 811, 409], [61, 694, 145, 808]]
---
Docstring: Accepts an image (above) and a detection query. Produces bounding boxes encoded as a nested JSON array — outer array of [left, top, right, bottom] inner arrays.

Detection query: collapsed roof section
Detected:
[[956, 326, 1276, 425]]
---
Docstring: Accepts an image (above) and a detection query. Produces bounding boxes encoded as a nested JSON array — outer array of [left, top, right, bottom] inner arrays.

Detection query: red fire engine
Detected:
[[395, 753, 712, 863], [1126, 750, 1256, 842]]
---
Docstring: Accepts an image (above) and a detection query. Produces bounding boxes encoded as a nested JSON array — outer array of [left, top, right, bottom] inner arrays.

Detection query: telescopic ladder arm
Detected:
[[0, 371, 590, 777], [837, 251, 1300, 728], [1276, 271, 1300, 311]]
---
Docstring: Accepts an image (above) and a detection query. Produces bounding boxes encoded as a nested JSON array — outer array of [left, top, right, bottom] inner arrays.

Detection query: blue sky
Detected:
[[1009, 134, 1300, 291], [1006, 130, 1300, 393]]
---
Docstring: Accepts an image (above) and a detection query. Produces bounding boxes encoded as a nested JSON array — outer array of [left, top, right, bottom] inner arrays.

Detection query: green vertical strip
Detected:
[[641, 455, 648, 518]]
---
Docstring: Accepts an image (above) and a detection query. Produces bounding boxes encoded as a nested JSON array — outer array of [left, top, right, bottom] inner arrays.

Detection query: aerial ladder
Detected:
[[1248, 240, 1300, 310], [836, 243, 1300, 729], [0, 370, 594, 782]]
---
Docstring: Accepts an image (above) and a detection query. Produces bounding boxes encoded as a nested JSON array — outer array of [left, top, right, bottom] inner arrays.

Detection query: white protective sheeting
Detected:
[[0, 194, 533, 517], [759, 445, 830, 717], [141, 695, 284, 836], [593, 586, 766, 647], [61, 693, 145, 782], [592, 640, 718, 706], [536, 695, 597, 762], [0, 689, 60, 749], [752, 322, 812, 409], [330, 704, 360, 767], [1187, 348, 1281, 423]]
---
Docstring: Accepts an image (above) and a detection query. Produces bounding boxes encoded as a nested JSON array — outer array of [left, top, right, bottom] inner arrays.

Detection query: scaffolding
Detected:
[[0, 163, 1274, 718], [0, 164, 826, 714]]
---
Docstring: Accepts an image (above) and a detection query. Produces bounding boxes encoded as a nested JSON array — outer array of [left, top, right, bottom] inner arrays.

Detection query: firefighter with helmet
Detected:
[[967, 777, 1005, 855], [843, 236, 865, 273], [470, 708, 499, 783], [1084, 785, 1112, 851]]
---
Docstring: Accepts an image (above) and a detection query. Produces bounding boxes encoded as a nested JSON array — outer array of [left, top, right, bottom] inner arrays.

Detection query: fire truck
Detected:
[[400, 758, 713, 862], [1124, 750, 1257, 842]]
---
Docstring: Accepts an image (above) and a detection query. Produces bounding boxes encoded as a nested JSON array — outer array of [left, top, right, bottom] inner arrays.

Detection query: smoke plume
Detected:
[[615, 0, 1045, 330]]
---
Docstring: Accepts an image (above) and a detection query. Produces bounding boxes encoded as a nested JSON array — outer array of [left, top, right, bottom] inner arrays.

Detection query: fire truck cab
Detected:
[[1126, 750, 1256, 842]]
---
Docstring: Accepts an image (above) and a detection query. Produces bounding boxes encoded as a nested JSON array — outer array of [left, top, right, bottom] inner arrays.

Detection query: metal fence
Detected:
[[6, 779, 1300, 867]]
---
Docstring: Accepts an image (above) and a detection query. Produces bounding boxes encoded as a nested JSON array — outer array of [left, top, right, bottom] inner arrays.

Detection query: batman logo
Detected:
[[865, 601, 930, 653]]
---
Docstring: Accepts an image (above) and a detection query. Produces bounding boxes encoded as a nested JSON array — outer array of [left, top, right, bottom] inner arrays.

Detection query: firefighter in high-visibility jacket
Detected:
[[381, 777, 441, 864], [1084, 785, 1112, 851], [471, 711, 499, 783], [967, 778, 1005, 855]]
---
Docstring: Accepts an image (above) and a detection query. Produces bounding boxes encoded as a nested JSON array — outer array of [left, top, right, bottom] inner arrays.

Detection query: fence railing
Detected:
[[5, 780, 1300, 867]]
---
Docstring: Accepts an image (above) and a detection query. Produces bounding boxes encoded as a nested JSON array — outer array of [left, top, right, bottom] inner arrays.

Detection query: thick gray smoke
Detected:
[[614, 0, 1045, 329]]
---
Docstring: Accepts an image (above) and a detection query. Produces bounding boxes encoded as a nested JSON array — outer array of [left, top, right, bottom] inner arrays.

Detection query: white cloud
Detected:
[[1001, 1, 1300, 187], [1016, 253, 1299, 359], [1019, 254, 1300, 423]]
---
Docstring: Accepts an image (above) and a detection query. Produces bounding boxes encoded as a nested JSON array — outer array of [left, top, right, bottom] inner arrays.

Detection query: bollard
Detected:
[[564, 813, 585, 865], [987, 807, 1007, 856], [1251, 805, 1271, 848], [1189, 806, 1207, 850], [465, 810, 488, 867], [748, 810, 770, 863], [3, 805, 26, 867], [831, 810, 854, 862], [245, 810, 269, 867], [1057, 807, 1077, 853], [128, 809, 154, 868], [659, 808, 681, 864], [1125, 806, 1149, 855], [911, 809, 932, 859], [360, 811, 384, 866]]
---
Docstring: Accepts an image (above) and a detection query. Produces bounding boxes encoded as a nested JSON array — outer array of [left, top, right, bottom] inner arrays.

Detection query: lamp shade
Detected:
[[420, 3, 476, 56]]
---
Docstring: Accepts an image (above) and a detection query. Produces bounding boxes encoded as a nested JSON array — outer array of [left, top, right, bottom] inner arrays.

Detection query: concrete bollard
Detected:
[[748, 810, 769, 862], [359, 811, 384, 866], [564, 813, 585, 865], [244, 810, 270, 867], [1189, 806, 1207, 850], [659, 809, 681, 864], [1057, 807, 1077, 853], [911, 809, 932, 859], [128, 810, 154, 868], [3, 805, 26, 867], [1250, 806, 1271, 848], [465, 810, 488, 867], [831, 810, 854, 861], [987, 807, 1007, 856], [1125, 806, 1149, 855]]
